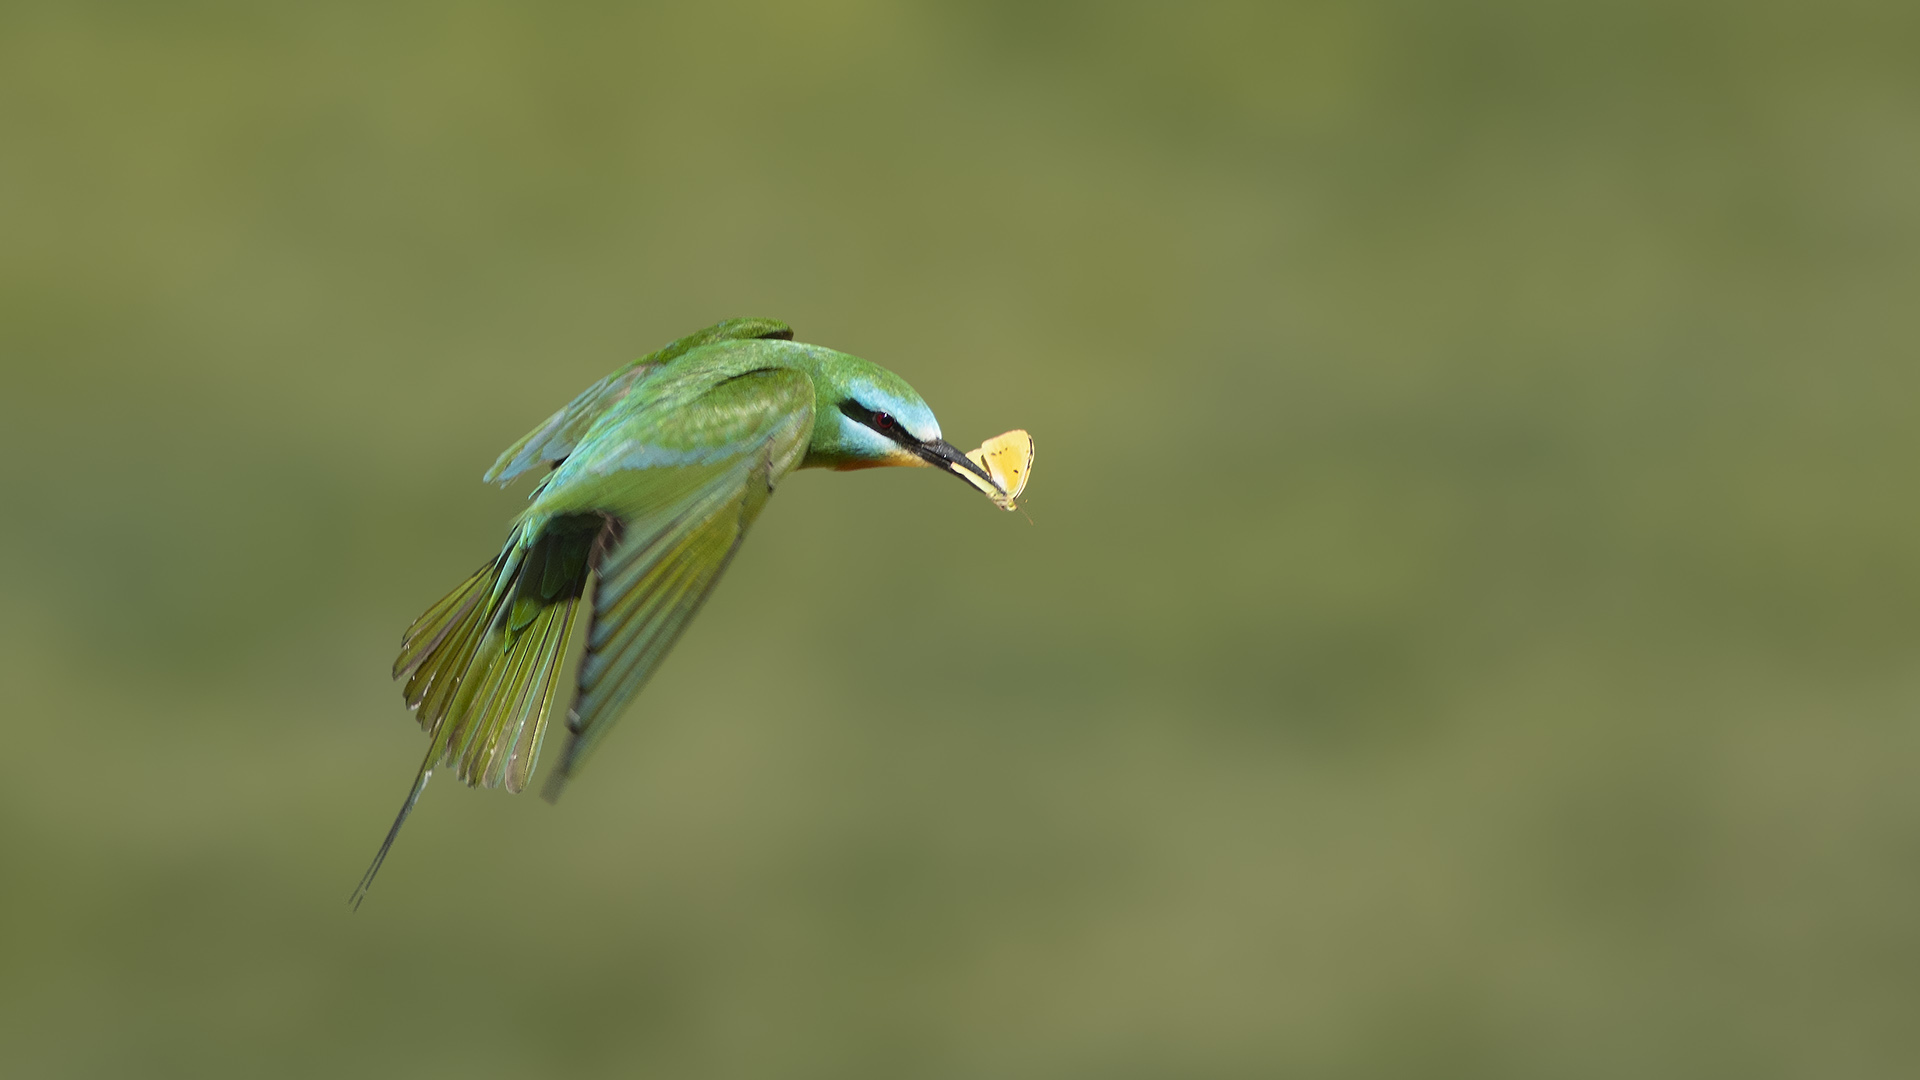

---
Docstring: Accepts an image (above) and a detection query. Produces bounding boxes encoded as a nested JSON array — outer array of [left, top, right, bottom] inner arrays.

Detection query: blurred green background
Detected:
[[3, 1, 1918, 1077]]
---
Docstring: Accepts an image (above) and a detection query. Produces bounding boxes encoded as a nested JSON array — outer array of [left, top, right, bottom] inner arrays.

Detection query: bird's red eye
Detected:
[[872, 411, 893, 430]]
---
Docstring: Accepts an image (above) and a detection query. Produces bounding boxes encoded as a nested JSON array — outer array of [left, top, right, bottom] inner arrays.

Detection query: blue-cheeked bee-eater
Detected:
[[352, 318, 1032, 907]]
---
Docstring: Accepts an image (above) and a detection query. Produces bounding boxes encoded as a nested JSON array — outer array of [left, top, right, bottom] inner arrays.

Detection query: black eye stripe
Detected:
[[837, 400, 918, 445]]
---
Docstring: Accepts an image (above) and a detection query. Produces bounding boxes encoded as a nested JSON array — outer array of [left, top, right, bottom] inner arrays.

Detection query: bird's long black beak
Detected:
[[915, 438, 1004, 496]]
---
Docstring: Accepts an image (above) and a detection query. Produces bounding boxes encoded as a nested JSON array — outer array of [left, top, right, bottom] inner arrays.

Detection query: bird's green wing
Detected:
[[540, 367, 814, 796], [484, 317, 795, 485]]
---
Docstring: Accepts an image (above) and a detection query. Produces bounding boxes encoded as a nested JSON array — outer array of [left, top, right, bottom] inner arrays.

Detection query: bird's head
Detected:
[[803, 354, 1004, 495]]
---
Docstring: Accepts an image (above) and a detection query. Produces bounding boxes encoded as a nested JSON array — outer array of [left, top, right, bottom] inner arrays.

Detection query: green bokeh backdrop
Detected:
[[3, 2, 1918, 1077]]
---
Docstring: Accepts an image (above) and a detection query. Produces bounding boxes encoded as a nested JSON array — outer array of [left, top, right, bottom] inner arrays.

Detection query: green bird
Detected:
[[352, 318, 1019, 907]]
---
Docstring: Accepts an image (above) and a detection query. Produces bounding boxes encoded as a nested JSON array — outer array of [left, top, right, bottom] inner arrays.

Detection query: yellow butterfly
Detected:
[[960, 429, 1035, 511]]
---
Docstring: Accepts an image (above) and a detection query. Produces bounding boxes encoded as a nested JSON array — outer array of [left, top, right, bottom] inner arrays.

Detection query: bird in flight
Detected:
[[352, 318, 1032, 907]]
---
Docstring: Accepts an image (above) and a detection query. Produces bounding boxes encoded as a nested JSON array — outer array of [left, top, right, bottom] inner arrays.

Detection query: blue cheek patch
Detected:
[[838, 417, 898, 459]]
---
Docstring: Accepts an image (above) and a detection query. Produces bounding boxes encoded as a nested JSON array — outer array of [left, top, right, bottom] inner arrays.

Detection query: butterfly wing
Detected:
[[965, 429, 1034, 510]]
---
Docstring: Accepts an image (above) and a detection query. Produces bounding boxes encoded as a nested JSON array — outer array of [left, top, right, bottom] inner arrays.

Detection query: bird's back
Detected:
[[485, 317, 796, 485]]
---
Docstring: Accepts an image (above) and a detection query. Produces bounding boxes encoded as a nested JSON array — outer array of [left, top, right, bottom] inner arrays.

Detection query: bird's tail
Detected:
[[350, 514, 607, 909]]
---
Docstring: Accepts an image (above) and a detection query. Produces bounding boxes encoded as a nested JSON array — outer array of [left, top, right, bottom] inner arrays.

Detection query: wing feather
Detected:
[[354, 338, 809, 905], [501, 601, 577, 792], [542, 368, 813, 795], [394, 556, 496, 681]]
